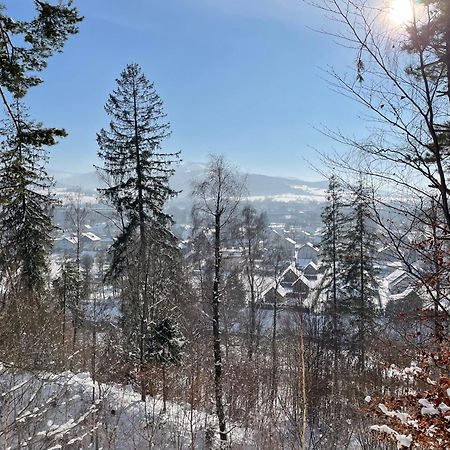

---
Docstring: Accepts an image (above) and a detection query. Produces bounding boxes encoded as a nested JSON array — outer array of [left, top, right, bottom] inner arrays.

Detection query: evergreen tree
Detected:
[[52, 257, 81, 345], [0, 1, 81, 300], [97, 63, 179, 275], [318, 175, 347, 380], [0, 1, 82, 138], [147, 317, 184, 365], [319, 175, 347, 314], [147, 317, 185, 412], [341, 179, 379, 370], [0, 104, 58, 298], [97, 63, 179, 401]]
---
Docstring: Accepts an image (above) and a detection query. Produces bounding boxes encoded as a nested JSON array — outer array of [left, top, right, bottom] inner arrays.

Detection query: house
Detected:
[[260, 285, 287, 308], [284, 237, 297, 256], [53, 235, 77, 253], [260, 263, 311, 307], [222, 247, 243, 272], [377, 245, 398, 264], [291, 275, 310, 299], [80, 232, 102, 251], [295, 242, 319, 269], [302, 261, 318, 280], [269, 229, 297, 258], [280, 265, 300, 286], [386, 269, 414, 295]]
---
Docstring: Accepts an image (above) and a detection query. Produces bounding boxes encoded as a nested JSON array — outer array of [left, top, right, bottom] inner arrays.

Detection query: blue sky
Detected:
[[8, 0, 369, 180]]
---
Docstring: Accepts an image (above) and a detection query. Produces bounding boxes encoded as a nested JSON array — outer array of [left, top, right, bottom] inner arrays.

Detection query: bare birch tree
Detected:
[[192, 154, 245, 445]]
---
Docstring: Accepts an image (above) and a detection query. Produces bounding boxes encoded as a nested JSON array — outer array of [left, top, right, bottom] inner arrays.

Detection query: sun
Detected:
[[389, 0, 415, 25]]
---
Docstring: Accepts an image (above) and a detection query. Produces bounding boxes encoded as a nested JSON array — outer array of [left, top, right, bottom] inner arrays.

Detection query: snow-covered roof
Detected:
[[385, 268, 406, 284], [281, 262, 301, 279], [260, 284, 287, 299], [63, 235, 77, 245], [296, 258, 313, 269], [389, 287, 416, 301], [301, 242, 319, 252], [81, 232, 101, 242], [292, 274, 311, 289], [304, 261, 318, 271]]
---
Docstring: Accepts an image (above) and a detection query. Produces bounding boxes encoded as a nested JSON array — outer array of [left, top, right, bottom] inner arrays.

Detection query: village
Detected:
[[51, 198, 422, 320]]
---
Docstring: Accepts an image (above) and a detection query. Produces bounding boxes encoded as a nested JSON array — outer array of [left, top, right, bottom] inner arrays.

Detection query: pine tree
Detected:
[[0, 104, 58, 298], [0, 1, 82, 138], [97, 63, 180, 401], [341, 179, 379, 370]]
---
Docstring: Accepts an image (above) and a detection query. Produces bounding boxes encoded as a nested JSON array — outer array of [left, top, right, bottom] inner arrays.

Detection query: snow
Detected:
[[438, 402, 450, 413], [418, 398, 439, 416], [0, 366, 255, 449], [378, 403, 410, 424], [370, 425, 412, 448], [82, 231, 101, 242]]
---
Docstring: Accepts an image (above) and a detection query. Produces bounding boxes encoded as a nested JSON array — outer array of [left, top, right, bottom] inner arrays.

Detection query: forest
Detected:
[[0, 1, 448, 449]]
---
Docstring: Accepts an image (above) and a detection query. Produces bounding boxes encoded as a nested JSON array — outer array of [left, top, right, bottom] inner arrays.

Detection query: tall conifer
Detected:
[[97, 63, 179, 401], [0, 104, 57, 298], [341, 179, 379, 369]]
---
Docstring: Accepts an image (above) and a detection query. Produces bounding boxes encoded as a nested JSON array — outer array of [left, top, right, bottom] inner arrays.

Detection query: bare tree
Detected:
[[192, 154, 245, 444], [315, 0, 450, 323], [237, 204, 267, 360]]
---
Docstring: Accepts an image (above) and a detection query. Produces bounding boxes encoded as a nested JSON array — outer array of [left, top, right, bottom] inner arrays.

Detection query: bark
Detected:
[[213, 211, 227, 442]]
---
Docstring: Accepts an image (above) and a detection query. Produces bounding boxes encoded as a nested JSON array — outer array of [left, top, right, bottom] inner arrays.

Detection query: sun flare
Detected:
[[389, 0, 415, 25]]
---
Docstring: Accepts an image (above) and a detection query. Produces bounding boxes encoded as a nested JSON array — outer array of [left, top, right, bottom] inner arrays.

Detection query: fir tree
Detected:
[[341, 179, 379, 370], [318, 175, 347, 377], [0, 104, 58, 298], [147, 317, 184, 365], [97, 63, 180, 401]]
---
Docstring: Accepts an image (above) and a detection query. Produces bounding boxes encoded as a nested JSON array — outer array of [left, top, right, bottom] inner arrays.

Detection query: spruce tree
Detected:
[[0, 1, 81, 300], [319, 175, 347, 313], [341, 179, 379, 370], [97, 63, 179, 401], [318, 175, 347, 377], [147, 317, 185, 412], [0, 104, 58, 298]]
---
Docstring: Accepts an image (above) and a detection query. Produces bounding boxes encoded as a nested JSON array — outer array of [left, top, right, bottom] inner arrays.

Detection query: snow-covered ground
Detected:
[[0, 365, 255, 449]]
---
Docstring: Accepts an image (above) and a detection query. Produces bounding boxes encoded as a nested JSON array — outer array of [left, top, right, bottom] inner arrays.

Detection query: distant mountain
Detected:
[[52, 171, 102, 192], [51, 162, 327, 203], [245, 174, 327, 197]]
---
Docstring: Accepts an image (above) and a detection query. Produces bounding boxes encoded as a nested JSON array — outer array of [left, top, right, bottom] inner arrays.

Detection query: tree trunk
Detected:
[[270, 291, 278, 407], [213, 212, 227, 443]]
